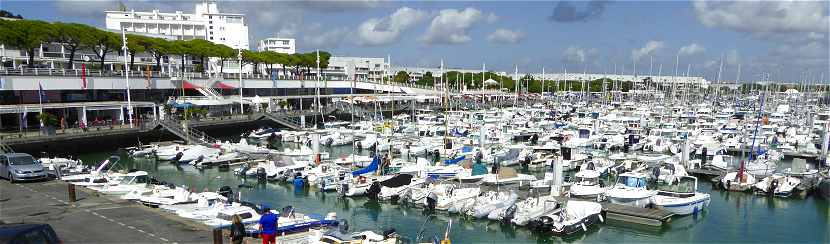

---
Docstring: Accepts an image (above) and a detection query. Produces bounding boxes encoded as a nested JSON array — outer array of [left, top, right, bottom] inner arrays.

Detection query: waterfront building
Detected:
[[258, 38, 296, 54], [105, 0, 249, 50]]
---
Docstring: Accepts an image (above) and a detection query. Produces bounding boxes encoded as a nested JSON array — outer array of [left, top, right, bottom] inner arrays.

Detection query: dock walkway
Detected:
[[0, 180, 213, 243], [551, 196, 673, 227]]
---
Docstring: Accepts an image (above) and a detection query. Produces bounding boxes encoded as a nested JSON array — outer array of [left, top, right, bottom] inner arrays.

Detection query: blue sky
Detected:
[[2, 0, 827, 82]]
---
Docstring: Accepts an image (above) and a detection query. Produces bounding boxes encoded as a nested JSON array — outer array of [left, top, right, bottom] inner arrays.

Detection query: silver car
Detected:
[[0, 153, 48, 183]]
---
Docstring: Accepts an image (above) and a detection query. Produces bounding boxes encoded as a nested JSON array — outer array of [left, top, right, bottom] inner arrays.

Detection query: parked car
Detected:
[[0, 153, 48, 183], [0, 223, 62, 244]]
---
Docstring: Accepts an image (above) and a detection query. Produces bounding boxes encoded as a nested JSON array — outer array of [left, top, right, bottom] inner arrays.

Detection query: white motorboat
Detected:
[[529, 200, 603, 236], [511, 196, 561, 226], [87, 171, 151, 195], [652, 176, 711, 215], [568, 170, 606, 201], [471, 191, 518, 218], [753, 174, 801, 197], [481, 168, 536, 186], [605, 171, 656, 208]]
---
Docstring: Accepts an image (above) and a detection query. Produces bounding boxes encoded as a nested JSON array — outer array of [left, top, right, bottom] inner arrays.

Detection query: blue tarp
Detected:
[[169, 102, 194, 109], [351, 156, 380, 176], [443, 155, 466, 165], [462, 146, 473, 153]]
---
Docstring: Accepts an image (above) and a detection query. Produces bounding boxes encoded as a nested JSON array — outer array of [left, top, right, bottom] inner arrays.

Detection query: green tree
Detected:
[[135, 37, 168, 71], [84, 28, 119, 70], [124, 34, 147, 70], [52, 22, 91, 69], [393, 71, 411, 83], [168, 40, 192, 71], [185, 39, 215, 73], [0, 20, 56, 68], [213, 44, 236, 74], [417, 71, 434, 86]]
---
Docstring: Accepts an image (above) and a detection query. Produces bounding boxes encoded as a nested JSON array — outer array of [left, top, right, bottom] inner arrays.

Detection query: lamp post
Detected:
[[238, 46, 244, 114], [121, 29, 133, 128]]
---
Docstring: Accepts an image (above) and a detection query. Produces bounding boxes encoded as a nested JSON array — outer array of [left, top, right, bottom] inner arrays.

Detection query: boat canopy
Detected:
[[351, 156, 379, 176]]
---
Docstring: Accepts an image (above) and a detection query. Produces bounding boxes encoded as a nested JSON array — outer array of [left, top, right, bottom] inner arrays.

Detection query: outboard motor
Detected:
[[382, 228, 397, 239], [768, 179, 779, 196], [530, 134, 539, 145], [173, 152, 184, 163], [432, 150, 440, 163], [256, 167, 267, 182], [426, 192, 437, 210], [218, 186, 233, 200], [355, 141, 363, 151], [502, 204, 518, 223], [367, 182, 381, 199]]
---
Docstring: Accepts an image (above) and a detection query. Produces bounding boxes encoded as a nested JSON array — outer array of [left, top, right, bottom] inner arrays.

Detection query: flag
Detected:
[[20, 111, 27, 129], [38, 82, 47, 104], [81, 63, 87, 89]]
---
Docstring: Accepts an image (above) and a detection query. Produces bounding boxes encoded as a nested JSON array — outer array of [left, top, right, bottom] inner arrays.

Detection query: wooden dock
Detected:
[[688, 168, 725, 178], [552, 196, 673, 227], [600, 202, 673, 227]]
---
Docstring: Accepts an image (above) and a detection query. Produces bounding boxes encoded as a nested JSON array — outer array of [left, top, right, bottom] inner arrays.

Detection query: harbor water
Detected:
[[72, 138, 830, 243]]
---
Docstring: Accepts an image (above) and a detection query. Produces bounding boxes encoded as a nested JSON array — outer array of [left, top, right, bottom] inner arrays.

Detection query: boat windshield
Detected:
[[575, 177, 598, 186], [619, 176, 647, 188], [656, 177, 696, 193]]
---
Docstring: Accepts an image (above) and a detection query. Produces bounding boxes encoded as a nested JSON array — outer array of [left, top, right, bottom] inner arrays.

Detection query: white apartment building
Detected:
[[105, 1, 249, 49], [303, 57, 388, 82], [258, 38, 296, 54]]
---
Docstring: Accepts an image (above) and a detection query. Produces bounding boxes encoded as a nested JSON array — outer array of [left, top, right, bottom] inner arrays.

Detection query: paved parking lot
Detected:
[[0, 179, 214, 243]]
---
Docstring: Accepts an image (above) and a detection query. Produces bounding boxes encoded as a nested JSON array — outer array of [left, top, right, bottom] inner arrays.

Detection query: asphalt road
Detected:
[[0, 179, 214, 243]]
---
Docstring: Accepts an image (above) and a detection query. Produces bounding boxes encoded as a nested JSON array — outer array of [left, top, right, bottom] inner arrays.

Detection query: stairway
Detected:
[[196, 86, 222, 99], [158, 118, 217, 145], [262, 113, 303, 130], [0, 140, 14, 153]]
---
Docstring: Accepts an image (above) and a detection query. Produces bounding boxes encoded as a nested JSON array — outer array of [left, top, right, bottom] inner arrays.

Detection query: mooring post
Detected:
[[67, 183, 76, 202], [212, 228, 223, 244]]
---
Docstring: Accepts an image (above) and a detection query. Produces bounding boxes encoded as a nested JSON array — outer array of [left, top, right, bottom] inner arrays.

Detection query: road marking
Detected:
[[118, 222, 126, 226], [159, 238, 169, 242], [127, 225, 136, 230]]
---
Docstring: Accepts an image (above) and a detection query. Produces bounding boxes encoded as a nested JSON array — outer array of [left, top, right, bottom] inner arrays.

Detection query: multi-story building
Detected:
[[105, 1, 249, 49], [305, 57, 389, 82], [258, 38, 296, 54]]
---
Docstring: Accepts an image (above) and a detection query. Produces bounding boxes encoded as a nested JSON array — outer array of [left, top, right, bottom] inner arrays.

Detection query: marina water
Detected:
[[74, 139, 829, 243]]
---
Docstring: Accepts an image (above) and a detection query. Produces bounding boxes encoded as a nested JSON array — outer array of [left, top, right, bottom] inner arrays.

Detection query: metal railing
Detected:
[[0, 67, 438, 90]]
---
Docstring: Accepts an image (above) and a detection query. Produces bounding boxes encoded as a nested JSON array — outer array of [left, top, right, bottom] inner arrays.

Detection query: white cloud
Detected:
[[303, 26, 350, 49], [357, 7, 426, 46], [692, 0, 829, 34], [487, 29, 525, 44], [725, 49, 740, 66], [631, 40, 664, 61], [678, 43, 705, 56], [485, 13, 499, 23], [420, 8, 485, 44], [562, 46, 598, 63]]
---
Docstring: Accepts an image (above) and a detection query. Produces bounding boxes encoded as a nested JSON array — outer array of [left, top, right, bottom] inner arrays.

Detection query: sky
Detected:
[[1, 0, 828, 82]]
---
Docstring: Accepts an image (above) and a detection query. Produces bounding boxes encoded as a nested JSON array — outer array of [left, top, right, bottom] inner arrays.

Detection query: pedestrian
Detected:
[[230, 214, 246, 244], [258, 207, 278, 244]]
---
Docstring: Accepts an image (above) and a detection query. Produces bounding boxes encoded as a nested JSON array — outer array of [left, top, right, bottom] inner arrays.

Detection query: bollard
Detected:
[[68, 183, 76, 202], [212, 228, 223, 244]]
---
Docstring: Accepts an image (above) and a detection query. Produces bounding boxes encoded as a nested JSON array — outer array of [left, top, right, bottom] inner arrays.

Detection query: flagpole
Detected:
[[121, 29, 133, 128]]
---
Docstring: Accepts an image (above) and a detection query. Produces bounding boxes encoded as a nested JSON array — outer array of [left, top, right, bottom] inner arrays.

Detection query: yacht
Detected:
[[652, 176, 711, 215]]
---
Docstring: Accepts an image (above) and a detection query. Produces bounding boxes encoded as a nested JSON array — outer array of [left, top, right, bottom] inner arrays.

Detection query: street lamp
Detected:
[[121, 28, 133, 128]]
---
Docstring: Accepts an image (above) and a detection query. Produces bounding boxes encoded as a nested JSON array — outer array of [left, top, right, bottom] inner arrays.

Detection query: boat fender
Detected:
[[769, 179, 779, 195], [598, 213, 604, 223], [581, 223, 587, 232]]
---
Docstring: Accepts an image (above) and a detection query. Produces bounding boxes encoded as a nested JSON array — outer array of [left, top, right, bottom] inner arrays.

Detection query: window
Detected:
[[209, 16, 213, 19], [210, 31, 213, 35], [239, 212, 253, 219], [209, 21, 213, 24], [210, 37, 213, 40], [209, 26, 213, 29]]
